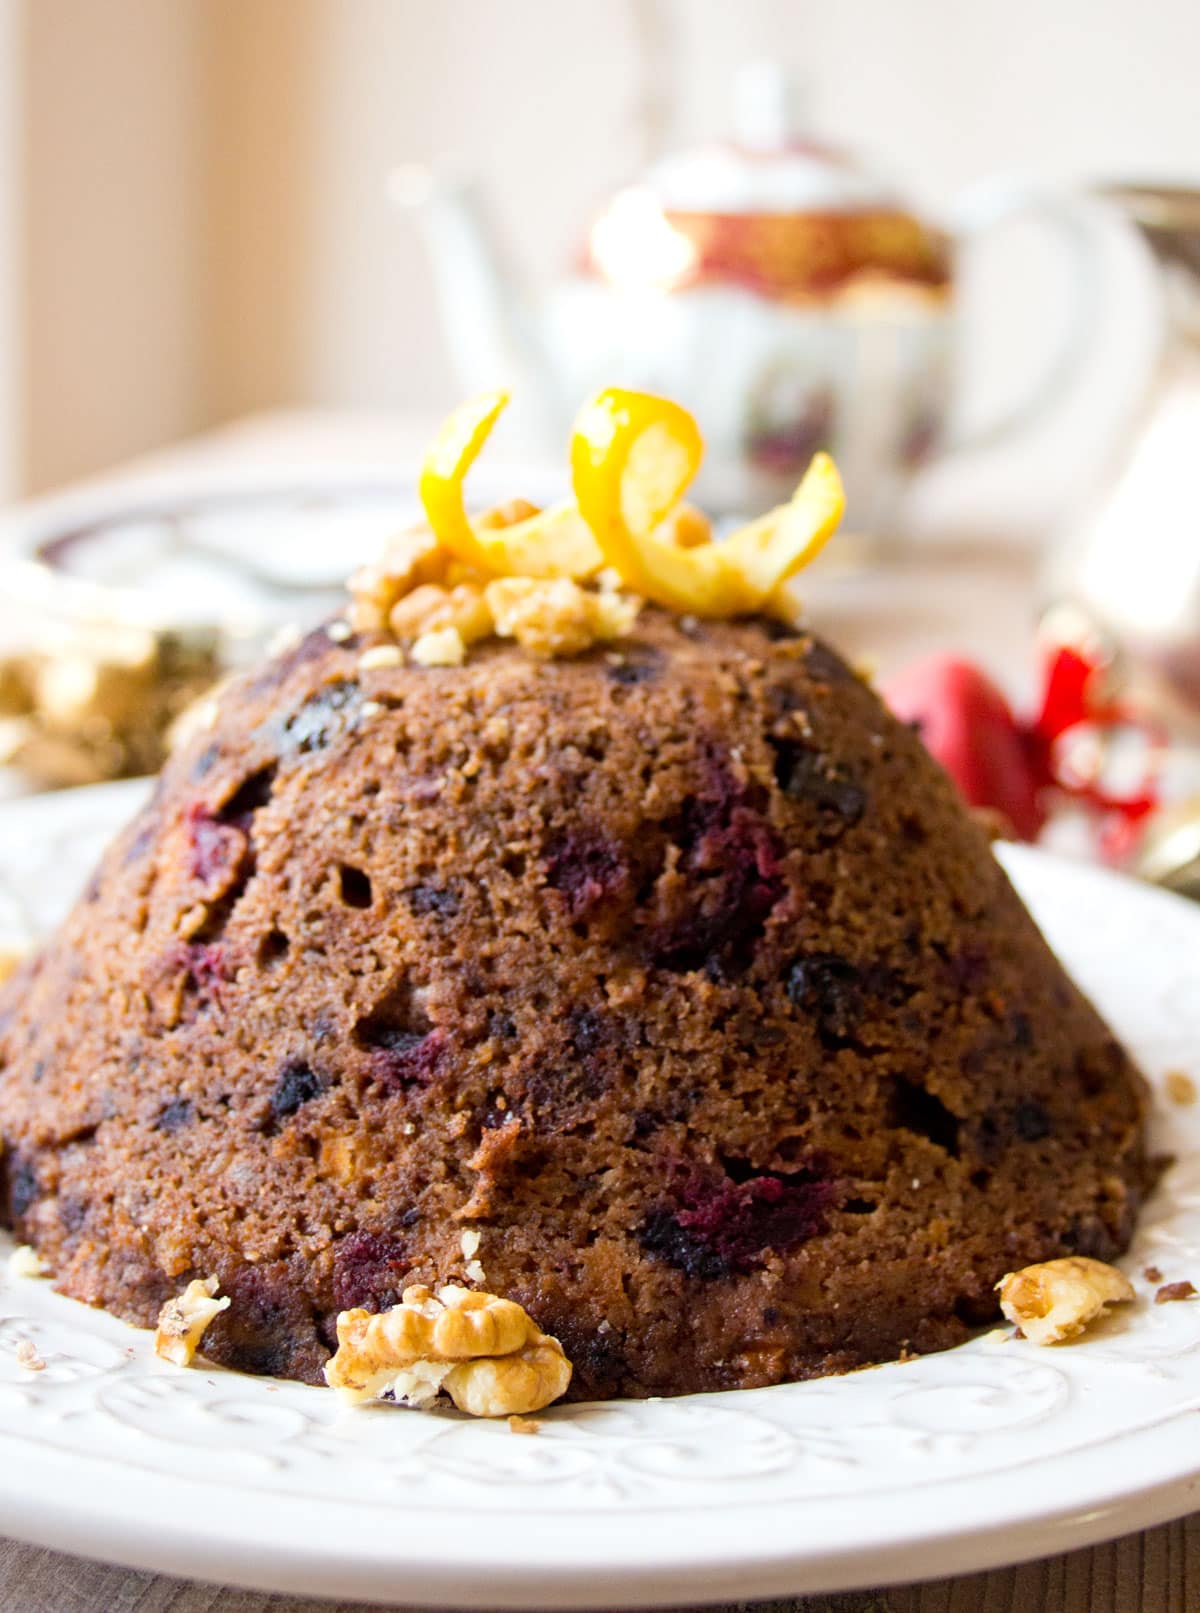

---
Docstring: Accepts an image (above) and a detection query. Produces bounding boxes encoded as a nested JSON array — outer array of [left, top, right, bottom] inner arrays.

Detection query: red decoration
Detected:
[[882, 638, 1163, 859], [882, 658, 1045, 840]]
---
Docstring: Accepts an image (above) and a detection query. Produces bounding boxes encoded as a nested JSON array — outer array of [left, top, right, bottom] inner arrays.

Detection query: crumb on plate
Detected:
[[508, 1414, 542, 1435], [1155, 1280, 1197, 1304], [15, 1338, 44, 1372], [8, 1244, 48, 1279], [1165, 1069, 1197, 1106]]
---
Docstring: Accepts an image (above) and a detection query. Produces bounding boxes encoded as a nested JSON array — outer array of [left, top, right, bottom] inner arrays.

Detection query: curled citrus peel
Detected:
[[419, 390, 604, 580], [418, 385, 845, 615], [722, 454, 845, 604], [569, 389, 726, 612], [572, 387, 844, 616], [418, 390, 510, 573]]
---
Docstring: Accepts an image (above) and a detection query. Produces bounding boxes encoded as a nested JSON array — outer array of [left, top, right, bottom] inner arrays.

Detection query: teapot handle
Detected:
[[941, 175, 1104, 452]]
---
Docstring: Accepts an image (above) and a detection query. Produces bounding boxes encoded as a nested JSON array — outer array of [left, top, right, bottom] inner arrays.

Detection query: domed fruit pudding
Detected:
[[0, 391, 1149, 1408]]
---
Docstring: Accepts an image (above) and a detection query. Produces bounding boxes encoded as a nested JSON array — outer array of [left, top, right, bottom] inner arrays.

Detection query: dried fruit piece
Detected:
[[996, 1256, 1133, 1345]]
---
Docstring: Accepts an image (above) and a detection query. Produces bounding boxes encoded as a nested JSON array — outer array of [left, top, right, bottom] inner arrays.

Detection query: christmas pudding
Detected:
[[0, 390, 1150, 1406]]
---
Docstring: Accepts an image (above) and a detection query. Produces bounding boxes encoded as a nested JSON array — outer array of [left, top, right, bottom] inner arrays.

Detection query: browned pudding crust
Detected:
[[0, 611, 1150, 1397]]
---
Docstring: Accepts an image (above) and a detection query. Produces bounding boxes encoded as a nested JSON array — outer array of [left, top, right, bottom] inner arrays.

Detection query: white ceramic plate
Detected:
[[0, 780, 1199, 1607]]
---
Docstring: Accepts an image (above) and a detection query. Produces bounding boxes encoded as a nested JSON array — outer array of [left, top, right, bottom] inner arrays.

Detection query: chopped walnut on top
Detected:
[[347, 527, 448, 634], [411, 626, 467, 668], [996, 1256, 1134, 1345], [154, 1275, 230, 1367], [485, 577, 639, 658], [346, 493, 643, 667], [324, 1283, 572, 1417], [387, 582, 492, 649]]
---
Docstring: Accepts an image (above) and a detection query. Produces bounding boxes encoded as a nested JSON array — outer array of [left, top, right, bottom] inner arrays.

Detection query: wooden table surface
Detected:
[[0, 413, 1193, 1611], [3, 1515, 1199, 1612]]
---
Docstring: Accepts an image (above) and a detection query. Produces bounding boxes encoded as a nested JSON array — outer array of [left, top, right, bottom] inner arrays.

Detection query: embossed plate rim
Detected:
[[0, 779, 1198, 1606]]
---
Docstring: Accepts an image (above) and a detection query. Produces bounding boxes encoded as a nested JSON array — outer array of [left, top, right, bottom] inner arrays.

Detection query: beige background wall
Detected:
[[20, 0, 208, 492], [6, 0, 1200, 516], [0, 0, 21, 500]]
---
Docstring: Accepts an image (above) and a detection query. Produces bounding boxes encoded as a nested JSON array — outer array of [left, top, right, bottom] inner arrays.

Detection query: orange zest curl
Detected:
[[419, 391, 603, 580], [418, 386, 845, 615]]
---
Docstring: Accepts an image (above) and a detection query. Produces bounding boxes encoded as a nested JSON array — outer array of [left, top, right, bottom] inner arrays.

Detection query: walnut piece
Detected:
[[411, 626, 467, 668], [459, 1228, 485, 1285], [154, 1276, 230, 1367], [324, 1282, 572, 1416], [476, 497, 542, 531], [357, 643, 404, 672], [390, 583, 492, 649], [485, 577, 640, 658], [345, 487, 645, 665], [8, 1244, 48, 1278], [348, 527, 447, 631], [996, 1256, 1134, 1345], [442, 1338, 572, 1418]]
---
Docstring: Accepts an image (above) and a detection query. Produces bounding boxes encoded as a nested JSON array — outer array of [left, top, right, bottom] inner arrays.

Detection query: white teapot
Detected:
[[397, 65, 1103, 524]]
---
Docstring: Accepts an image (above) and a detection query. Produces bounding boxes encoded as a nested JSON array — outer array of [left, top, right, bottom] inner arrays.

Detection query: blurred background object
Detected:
[[398, 62, 1107, 527], [3, 0, 1200, 876], [0, 0, 1193, 516], [1046, 185, 1200, 711]]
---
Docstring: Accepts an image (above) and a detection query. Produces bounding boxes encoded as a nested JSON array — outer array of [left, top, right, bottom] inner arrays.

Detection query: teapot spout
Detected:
[[391, 167, 556, 427]]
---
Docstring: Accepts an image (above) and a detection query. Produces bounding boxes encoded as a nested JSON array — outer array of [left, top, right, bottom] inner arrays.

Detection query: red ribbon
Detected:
[[1028, 642, 1162, 861]]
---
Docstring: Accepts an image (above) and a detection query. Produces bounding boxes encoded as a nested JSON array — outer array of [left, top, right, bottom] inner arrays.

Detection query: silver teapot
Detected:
[[395, 65, 1106, 524]]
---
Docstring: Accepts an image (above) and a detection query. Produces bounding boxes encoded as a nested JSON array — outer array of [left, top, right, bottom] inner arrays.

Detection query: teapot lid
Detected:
[[585, 63, 949, 296], [645, 62, 902, 217]]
